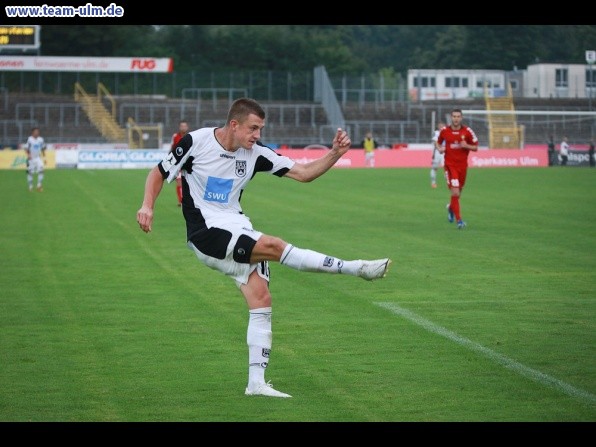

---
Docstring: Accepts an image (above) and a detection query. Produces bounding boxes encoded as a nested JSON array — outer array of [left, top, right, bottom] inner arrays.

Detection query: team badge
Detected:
[[235, 160, 247, 177], [175, 146, 183, 157]]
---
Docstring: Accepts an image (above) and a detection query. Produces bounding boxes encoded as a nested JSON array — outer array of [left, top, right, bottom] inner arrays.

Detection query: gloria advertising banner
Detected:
[[76, 149, 168, 169]]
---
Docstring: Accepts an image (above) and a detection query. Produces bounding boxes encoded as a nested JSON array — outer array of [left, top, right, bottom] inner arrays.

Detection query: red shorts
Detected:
[[444, 164, 468, 189]]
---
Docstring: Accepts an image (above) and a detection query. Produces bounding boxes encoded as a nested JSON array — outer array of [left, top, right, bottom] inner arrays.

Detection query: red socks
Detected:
[[450, 195, 461, 221]]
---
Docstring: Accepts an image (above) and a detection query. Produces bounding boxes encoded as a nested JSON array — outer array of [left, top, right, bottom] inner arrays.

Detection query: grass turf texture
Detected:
[[0, 167, 595, 422]]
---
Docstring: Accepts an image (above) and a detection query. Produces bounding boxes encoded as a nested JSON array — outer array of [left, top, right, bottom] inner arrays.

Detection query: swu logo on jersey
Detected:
[[235, 160, 247, 177], [204, 176, 233, 203]]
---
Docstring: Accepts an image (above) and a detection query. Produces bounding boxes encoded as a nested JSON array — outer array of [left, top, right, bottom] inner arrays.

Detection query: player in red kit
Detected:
[[171, 120, 190, 206], [435, 108, 478, 229]]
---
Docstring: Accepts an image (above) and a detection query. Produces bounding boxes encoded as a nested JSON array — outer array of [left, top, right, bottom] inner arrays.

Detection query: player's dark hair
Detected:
[[451, 108, 463, 115], [227, 98, 265, 124]]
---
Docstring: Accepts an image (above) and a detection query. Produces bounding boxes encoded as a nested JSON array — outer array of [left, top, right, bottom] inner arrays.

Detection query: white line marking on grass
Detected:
[[374, 302, 596, 407]]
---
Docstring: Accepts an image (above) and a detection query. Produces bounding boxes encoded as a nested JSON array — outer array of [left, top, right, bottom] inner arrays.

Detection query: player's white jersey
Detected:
[[431, 129, 445, 166], [158, 127, 296, 238], [27, 136, 45, 159]]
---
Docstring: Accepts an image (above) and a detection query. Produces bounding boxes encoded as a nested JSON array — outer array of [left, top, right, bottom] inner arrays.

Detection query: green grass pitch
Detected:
[[1, 166, 595, 422]]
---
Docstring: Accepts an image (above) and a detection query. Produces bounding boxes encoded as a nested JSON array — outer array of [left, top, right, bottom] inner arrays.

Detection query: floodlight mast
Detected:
[[586, 50, 596, 111]]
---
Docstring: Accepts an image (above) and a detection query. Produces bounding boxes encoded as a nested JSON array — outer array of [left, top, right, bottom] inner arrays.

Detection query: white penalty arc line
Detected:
[[374, 302, 596, 407]]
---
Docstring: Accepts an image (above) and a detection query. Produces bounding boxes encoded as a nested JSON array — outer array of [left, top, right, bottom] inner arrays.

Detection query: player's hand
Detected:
[[137, 205, 154, 233], [331, 128, 351, 155]]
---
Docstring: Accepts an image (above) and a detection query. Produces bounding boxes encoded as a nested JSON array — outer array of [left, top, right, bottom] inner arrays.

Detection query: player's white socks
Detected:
[[247, 307, 272, 388], [430, 169, 436, 183], [27, 173, 33, 189], [280, 244, 362, 276], [37, 173, 44, 187]]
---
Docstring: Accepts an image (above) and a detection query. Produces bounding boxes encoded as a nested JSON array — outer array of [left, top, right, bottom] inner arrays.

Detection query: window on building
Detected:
[[414, 76, 433, 88], [446, 77, 461, 88], [510, 80, 519, 91], [586, 68, 596, 88], [555, 68, 568, 87]]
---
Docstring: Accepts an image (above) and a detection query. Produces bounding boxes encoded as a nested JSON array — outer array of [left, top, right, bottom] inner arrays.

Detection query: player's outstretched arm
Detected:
[[285, 128, 351, 182], [137, 166, 165, 233]]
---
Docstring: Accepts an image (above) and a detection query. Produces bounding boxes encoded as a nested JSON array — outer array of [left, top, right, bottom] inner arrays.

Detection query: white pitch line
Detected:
[[374, 302, 596, 407]]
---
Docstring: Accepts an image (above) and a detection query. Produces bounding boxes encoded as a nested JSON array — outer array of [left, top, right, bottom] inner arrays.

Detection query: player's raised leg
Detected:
[[279, 243, 391, 281]]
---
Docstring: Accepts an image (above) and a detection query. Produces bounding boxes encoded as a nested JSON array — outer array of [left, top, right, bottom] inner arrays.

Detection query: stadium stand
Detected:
[[1, 89, 593, 149]]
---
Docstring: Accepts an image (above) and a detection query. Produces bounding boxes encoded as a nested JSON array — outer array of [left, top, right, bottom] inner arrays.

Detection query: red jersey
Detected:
[[171, 132, 186, 151], [437, 125, 478, 167]]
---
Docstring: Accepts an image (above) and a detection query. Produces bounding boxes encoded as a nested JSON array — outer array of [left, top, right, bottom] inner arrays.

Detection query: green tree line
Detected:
[[40, 25, 596, 75]]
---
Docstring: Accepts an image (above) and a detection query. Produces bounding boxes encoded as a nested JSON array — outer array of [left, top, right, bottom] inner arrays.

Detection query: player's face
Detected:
[[233, 114, 264, 149], [450, 112, 463, 128], [179, 122, 189, 134]]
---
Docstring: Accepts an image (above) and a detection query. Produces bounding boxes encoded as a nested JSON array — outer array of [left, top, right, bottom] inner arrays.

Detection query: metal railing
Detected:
[[15, 103, 84, 126], [0, 119, 37, 147], [2, 89, 594, 147]]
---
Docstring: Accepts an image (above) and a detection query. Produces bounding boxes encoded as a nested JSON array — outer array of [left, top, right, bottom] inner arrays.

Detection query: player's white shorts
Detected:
[[28, 157, 44, 174], [365, 151, 374, 161], [186, 215, 269, 287]]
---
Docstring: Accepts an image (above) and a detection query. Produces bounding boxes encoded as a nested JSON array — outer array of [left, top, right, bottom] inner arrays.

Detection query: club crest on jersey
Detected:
[[235, 160, 247, 177], [175, 146, 183, 157]]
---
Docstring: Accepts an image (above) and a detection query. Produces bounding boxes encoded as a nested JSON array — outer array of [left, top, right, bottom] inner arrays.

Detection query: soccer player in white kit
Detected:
[[430, 122, 445, 188], [137, 98, 391, 398], [25, 127, 46, 192]]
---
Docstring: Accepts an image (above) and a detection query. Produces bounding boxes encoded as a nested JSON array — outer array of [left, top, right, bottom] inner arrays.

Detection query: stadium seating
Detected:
[[1, 91, 593, 149]]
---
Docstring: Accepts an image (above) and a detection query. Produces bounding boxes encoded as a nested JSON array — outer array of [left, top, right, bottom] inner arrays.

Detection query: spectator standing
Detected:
[[360, 131, 378, 167], [547, 135, 556, 167]]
